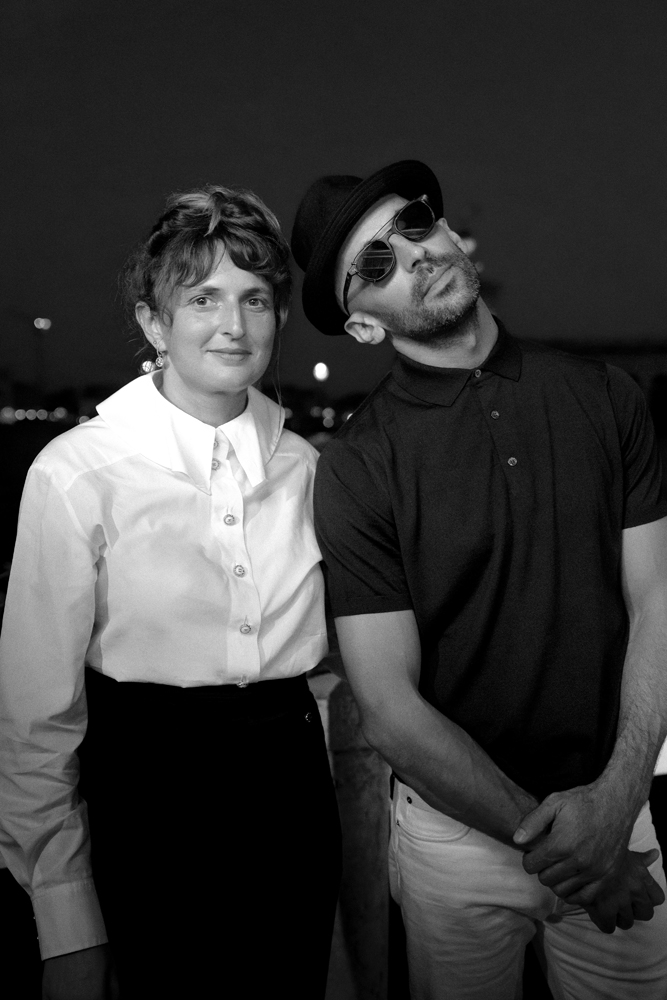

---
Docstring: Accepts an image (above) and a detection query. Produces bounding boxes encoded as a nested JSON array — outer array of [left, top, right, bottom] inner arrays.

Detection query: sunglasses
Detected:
[[342, 195, 437, 314]]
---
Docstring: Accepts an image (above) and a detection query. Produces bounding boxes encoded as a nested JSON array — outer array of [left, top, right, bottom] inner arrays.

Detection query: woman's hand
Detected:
[[42, 944, 119, 1000]]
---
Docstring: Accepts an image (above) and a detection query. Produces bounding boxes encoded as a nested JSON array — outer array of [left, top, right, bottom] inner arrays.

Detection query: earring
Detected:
[[155, 350, 164, 369]]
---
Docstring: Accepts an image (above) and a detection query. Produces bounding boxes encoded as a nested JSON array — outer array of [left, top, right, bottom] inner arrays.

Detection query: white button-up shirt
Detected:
[[0, 373, 327, 958]]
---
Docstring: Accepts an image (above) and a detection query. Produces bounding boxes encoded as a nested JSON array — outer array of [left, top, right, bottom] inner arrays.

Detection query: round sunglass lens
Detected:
[[396, 201, 434, 240], [357, 241, 394, 280]]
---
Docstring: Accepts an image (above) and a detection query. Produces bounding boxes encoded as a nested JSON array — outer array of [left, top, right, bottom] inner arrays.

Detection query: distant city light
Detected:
[[37, 409, 48, 420], [33, 317, 52, 330], [53, 407, 68, 419], [15, 409, 26, 420], [322, 407, 335, 419], [309, 406, 323, 418], [78, 415, 90, 424], [323, 417, 334, 428], [313, 363, 329, 382], [458, 237, 477, 257], [283, 407, 293, 419]]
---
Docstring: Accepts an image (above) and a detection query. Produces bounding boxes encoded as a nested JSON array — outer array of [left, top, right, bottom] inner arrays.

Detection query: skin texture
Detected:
[[43, 250, 278, 996], [136, 246, 276, 427], [332, 196, 667, 934]]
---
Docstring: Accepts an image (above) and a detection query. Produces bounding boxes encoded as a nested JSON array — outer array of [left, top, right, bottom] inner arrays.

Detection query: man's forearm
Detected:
[[362, 690, 538, 846], [598, 598, 667, 822]]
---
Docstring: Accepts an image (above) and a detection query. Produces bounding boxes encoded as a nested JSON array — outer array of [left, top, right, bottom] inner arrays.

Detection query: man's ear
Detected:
[[135, 302, 166, 352], [343, 311, 387, 345]]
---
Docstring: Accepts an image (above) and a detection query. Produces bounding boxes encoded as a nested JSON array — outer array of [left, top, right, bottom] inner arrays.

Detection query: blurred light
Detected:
[[343, 411, 353, 421], [313, 363, 329, 382], [78, 415, 90, 424], [15, 409, 26, 420], [323, 417, 334, 428], [37, 409, 48, 420], [33, 317, 52, 330], [0, 406, 15, 424], [283, 407, 293, 419], [474, 261, 485, 273], [309, 406, 322, 418], [458, 237, 477, 256], [53, 406, 68, 419], [26, 409, 37, 420], [322, 407, 335, 419]]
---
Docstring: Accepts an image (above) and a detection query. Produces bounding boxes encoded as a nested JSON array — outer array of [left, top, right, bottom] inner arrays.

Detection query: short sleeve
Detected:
[[313, 439, 412, 617], [606, 364, 667, 529]]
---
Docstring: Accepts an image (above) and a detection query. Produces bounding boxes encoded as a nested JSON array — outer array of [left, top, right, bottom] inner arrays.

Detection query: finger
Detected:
[[631, 900, 656, 922], [514, 801, 559, 846], [584, 903, 616, 935], [521, 845, 573, 876], [615, 904, 635, 931], [549, 873, 593, 899], [634, 848, 660, 870], [645, 879, 666, 906]]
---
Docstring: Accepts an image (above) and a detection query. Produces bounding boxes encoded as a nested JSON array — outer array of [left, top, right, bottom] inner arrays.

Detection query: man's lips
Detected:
[[422, 265, 453, 294]]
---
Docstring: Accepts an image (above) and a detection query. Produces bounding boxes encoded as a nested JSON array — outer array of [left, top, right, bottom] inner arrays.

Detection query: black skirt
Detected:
[[77, 668, 341, 1000]]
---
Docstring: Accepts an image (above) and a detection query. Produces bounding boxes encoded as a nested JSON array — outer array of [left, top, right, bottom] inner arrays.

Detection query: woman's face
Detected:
[[144, 248, 277, 412]]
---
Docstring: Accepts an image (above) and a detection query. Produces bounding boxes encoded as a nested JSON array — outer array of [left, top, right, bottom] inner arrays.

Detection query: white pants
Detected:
[[389, 781, 667, 1000]]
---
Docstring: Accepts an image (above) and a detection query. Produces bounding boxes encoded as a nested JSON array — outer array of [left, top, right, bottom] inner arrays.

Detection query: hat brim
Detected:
[[301, 160, 443, 336]]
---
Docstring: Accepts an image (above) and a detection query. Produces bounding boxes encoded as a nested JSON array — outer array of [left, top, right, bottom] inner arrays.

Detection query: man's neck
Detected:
[[392, 300, 498, 369]]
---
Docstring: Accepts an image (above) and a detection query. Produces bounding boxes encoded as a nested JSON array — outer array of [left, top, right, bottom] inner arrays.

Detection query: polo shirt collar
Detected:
[[390, 320, 522, 406], [96, 373, 284, 492]]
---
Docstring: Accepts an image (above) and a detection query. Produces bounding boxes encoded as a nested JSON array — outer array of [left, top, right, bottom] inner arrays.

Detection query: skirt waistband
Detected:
[[84, 667, 311, 720]]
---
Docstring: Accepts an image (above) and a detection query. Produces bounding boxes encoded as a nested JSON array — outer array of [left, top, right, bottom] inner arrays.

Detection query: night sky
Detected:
[[2, 0, 666, 400]]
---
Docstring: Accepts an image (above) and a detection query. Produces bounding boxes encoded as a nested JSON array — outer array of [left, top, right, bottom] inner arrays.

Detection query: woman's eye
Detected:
[[246, 297, 268, 309], [193, 296, 210, 306]]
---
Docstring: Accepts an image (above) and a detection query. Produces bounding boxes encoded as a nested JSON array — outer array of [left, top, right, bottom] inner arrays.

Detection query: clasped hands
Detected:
[[512, 783, 665, 934]]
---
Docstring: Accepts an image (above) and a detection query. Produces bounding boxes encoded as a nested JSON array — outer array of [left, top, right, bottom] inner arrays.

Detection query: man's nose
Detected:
[[391, 234, 429, 271]]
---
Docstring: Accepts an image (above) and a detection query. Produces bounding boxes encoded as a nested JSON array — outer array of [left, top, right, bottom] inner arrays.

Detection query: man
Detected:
[[291, 160, 667, 998]]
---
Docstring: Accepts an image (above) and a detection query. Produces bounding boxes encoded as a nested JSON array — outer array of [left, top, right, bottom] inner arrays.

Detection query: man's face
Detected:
[[335, 194, 481, 343]]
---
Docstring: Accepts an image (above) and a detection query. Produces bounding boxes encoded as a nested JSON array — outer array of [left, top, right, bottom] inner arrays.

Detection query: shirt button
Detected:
[[211, 458, 220, 471], [406, 796, 413, 804], [223, 514, 236, 526], [474, 369, 482, 378], [491, 410, 500, 419], [233, 564, 246, 577], [507, 456, 518, 467], [240, 623, 252, 634], [237, 676, 248, 688]]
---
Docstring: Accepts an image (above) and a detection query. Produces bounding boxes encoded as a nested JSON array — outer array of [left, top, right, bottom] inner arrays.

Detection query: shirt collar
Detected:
[[390, 319, 522, 407], [96, 374, 284, 492]]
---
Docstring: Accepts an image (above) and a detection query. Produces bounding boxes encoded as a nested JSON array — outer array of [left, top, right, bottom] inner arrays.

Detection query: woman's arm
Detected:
[[0, 463, 107, 960]]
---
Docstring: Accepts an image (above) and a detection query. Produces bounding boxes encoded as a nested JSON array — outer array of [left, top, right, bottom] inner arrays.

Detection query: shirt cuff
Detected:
[[33, 879, 108, 959]]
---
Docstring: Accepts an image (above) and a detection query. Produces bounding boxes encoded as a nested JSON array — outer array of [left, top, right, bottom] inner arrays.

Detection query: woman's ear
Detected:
[[135, 302, 166, 352], [343, 311, 387, 345]]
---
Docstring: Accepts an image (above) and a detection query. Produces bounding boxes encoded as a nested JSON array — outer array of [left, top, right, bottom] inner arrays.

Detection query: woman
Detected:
[[0, 186, 341, 999]]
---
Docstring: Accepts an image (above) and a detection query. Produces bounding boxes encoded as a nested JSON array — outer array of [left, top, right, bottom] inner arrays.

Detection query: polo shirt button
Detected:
[[211, 459, 220, 471], [491, 410, 500, 419], [507, 456, 518, 467], [474, 369, 482, 378], [406, 796, 413, 804], [223, 514, 236, 526], [233, 564, 246, 577], [240, 623, 252, 634]]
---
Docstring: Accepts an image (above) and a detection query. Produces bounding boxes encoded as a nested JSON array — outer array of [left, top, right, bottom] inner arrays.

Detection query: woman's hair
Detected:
[[122, 184, 291, 367]]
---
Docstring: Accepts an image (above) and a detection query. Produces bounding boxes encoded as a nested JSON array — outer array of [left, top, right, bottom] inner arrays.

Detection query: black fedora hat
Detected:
[[291, 160, 443, 336]]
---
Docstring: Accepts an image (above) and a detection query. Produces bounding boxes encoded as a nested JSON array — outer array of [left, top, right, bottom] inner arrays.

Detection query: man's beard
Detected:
[[379, 249, 482, 344]]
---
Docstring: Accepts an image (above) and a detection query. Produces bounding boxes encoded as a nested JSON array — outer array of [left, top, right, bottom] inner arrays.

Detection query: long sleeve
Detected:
[[0, 464, 107, 958]]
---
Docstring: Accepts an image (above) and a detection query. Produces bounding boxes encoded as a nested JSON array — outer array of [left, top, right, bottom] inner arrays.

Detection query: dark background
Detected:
[[1, 0, 666, 400]]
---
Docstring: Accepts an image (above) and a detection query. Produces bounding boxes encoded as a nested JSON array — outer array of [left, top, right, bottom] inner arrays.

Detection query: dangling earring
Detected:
[[155, 350, 164, 369]]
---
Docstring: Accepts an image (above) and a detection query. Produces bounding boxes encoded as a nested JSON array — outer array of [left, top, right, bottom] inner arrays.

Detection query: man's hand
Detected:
[[513, 782, 635, 897], [42, 943, 119, 1000], [566, 849, 665, 934]]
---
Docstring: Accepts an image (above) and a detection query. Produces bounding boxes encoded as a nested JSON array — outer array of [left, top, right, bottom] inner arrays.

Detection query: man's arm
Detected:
[[335, 609, 539, 845], [515, 517, 667, 912]]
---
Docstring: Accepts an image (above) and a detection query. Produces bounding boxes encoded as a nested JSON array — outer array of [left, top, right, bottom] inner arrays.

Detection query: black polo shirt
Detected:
[[314, 325, 667, 798]]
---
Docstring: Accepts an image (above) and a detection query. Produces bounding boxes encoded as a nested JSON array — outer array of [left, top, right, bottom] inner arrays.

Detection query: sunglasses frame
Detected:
[[342, 195, 436, 315]]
